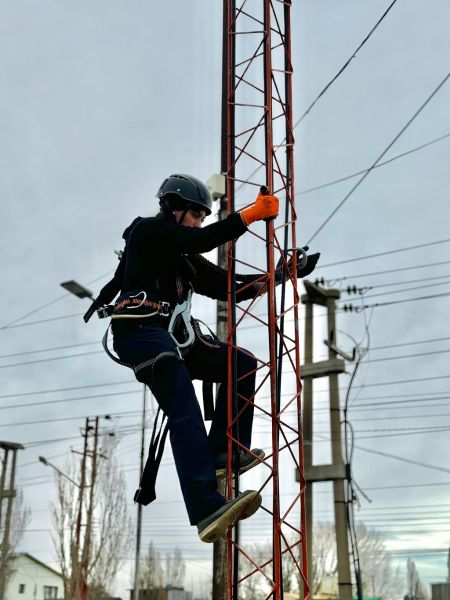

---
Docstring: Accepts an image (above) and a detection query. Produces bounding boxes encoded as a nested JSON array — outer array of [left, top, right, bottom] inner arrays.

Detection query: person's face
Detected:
[[173, 208, 207, 228]]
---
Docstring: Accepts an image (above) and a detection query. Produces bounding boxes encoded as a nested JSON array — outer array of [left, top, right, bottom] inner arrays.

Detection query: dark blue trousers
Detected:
[[113, 323, 257, 525]]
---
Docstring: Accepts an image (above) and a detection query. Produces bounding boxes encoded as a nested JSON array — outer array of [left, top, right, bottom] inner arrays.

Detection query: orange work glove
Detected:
[[240, 192, 279, 226]]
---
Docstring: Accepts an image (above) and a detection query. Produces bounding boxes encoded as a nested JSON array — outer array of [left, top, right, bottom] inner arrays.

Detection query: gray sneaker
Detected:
[[215, 448, 265, 478], [197, 490, 262, 543]]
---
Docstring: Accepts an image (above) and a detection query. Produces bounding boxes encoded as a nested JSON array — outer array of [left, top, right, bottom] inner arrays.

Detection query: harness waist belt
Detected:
[[113, 298, 170, 315]]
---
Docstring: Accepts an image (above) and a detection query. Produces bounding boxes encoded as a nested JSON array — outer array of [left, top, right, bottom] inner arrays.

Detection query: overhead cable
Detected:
[[0, 340, 100, 360], [355, 444, 450, 474], [0, 350, 104, 370], [324, 259, 450, 281], [298, 132, 450, 195], [319, 238, 450, 269], [0, 269, 113, 330], [295, 0, 400, 127], [0, 379, 134, 399], [2, 330, 448, 363], [370, 335, 450, 350], [340, 279, 450, 301], [0, 390, 141, 412], [347, 274, 450, 290], [307, 71, 450, 244], [342, 291, 450, 312]]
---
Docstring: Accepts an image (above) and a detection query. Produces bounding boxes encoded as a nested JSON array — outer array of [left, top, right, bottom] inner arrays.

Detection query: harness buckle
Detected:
[[97, 305, 114, 319], [159, 301, 171, 317]]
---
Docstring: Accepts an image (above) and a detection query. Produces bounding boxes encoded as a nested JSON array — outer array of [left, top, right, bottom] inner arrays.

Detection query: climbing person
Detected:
[[84, 173, 319, 543]]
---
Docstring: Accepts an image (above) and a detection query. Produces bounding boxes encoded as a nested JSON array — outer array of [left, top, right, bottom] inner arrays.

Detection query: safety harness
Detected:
[[97, 287, 218, 506]]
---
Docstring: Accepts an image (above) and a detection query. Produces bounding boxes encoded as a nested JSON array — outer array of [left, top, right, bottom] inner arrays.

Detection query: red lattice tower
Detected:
[[223, 1, 309, 598]]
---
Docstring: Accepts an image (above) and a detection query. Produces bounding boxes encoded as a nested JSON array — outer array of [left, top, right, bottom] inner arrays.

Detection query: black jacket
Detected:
[[88, 213, 263, 333]]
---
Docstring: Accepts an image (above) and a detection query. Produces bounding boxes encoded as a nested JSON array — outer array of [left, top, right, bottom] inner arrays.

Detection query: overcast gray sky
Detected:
[[1, 0, 450, 596]]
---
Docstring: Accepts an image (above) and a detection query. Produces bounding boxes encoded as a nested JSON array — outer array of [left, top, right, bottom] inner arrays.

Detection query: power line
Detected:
[[354, 424, 450, 435], [355, 444, 450, 474], [319, 239, 450, 269], [22, 427, 138, 449], [346, 274, 450, 291], [344, 482, 450, 492], [323, 259, 450, 281], [295, 0, 400, 127], [1, 373, 448, 410], [361, 348, 450, 364], [0, 340, 99, 359], [307, 71, 450, 243], [347, 389, 450, 401], [3, 293, 445, 370], [0, 379, 135, 399], [0, 409, 141, 430], [349, 411, 450, 422], [298, 132, 450, 195], [345, 291, 450, 312], [312, 343, 450, 364], [0, 270, 113, 330], [1, 253, 448, 335], [0, 350, 104, 369], [370, 335, 450, 350], [0, 390, 141, 412], [0, 313, 83, 329], [8, 330, 448, 364], [340, 279, 450, 301]]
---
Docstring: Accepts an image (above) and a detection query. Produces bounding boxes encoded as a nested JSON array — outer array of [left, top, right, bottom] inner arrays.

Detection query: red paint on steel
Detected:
[[223, 0, 309, 597]]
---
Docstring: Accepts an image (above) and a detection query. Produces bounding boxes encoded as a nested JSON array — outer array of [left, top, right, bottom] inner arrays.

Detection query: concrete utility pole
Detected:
[[300, 280, 352, 600], [80, 417, 100, 600], [71, 418, 90, 600], [71, 416, 105, 600], [0, 441, 24, 600]]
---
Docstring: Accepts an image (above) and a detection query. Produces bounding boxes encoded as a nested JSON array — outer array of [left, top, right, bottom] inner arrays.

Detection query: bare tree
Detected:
[[0, 489, 31, 592], [309, 522, 337, 595], [138, 543, 186, 592], [139, 541, 162, 591], [162, 547, 186, 589], [355, 523, 403, 600], [406, 558, 429, 600], [52, 435, 133, 599], [302, 522, 402, 599], [191, 576, 211, 600]]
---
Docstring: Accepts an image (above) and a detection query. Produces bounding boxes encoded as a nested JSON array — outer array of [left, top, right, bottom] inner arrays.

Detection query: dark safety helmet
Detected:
[[156, 173, 213, 216]]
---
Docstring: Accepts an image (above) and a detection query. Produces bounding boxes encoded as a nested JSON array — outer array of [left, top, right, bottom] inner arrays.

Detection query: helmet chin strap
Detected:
[[160, 198, 192, 224], [177, 207, 189, 225], [174, 202, 193, 225]]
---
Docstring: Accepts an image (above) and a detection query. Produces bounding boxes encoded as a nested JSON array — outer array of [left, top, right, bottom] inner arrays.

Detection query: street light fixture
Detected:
[[38, 456, 80, 488], [60, 280, 93, 299]]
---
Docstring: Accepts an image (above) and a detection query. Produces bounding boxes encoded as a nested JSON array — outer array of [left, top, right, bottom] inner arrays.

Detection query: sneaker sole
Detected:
[[239, 491, 262, 521], [198, 491, 261, 543], [215, 453, 265, 479]]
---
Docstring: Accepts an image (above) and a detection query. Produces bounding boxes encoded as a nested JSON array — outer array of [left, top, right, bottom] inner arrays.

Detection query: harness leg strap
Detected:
[[134, 407, 169, 506]]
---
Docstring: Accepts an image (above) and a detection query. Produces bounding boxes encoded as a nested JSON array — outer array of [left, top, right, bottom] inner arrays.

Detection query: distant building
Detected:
[[314, 573, 338, 599], [5, 553, 64, 600], [130, 587, 192, 600], [432, 584, 450, 600], [431, 548, 450, 600]]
